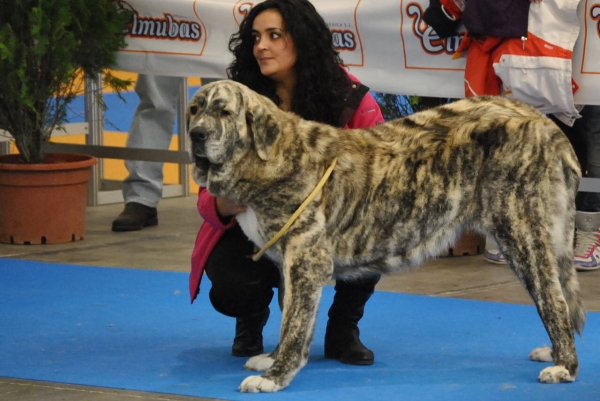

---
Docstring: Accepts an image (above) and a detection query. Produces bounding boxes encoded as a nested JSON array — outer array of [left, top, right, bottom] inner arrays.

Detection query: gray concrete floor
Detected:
[[2, 195, 600, 400]]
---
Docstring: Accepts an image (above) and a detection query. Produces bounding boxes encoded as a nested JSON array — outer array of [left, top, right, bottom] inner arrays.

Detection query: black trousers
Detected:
[[204, 225, 280, 317], [549, 110, 600, 212], [204, 224, 380, 318]]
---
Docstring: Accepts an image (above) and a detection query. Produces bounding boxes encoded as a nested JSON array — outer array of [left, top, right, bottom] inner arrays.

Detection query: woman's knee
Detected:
[[204, 225, 280, 316], [208, 284, 274, 317]]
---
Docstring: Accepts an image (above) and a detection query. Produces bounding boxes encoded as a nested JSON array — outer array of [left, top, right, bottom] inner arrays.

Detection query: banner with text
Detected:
[[115, 0, 600, 104]]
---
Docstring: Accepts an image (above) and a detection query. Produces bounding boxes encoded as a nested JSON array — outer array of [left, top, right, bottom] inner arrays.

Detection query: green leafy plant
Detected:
[[0, 0, 132, 163]]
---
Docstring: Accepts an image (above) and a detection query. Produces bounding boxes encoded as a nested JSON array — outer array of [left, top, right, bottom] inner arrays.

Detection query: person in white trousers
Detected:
[[112, 74, 180, 231]]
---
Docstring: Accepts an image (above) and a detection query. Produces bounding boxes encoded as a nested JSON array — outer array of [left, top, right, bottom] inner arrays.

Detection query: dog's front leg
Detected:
[[239, 244, 332, 393]]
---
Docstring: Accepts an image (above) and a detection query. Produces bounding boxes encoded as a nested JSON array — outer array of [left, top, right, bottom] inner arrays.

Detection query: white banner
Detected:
[[115, 0, 600, 104]]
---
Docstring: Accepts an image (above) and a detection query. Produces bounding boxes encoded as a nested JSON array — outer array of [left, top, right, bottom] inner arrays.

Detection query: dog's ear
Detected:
[[246, 100, 282, 161]]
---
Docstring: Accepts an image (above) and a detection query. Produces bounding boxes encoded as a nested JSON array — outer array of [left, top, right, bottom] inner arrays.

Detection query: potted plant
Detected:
[[0, 0, 132, 244]]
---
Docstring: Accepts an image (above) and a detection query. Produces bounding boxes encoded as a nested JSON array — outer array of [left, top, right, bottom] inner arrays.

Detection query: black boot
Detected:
[[112, 202, 158, 232], [324, 276, 379, 365], [232, 308, 270, 357]]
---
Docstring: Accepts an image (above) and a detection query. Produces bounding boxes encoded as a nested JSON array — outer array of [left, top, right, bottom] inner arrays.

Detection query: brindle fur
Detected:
[[188, 80, 585, 393]]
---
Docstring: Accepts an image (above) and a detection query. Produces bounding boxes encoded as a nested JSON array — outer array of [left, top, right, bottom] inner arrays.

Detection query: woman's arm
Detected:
[[346, 91, 385, 129], [197, 188, 240, 230], [344, 72, 385, 129]]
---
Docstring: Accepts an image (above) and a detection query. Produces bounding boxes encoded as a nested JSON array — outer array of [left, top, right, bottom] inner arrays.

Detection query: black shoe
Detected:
[[323, 276, 379, 365], [232, 308, 270, 357], [111, 202, 158, 232], [324, 322, 374, 365]]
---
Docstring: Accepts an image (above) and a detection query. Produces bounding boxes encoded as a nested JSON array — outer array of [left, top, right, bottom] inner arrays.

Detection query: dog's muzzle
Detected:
[[194, 156, 211, 171], [189, 126, 209, 144], [189, 127, 211, 169]]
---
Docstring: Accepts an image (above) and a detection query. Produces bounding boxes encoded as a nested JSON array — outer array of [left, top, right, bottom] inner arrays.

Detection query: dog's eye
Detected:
[[189, 105, 198, 115], [221, 109, 232, 117]]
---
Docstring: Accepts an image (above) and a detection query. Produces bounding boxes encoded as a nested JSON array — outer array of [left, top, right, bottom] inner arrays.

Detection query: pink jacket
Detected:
[[189, 74, 385, 302]]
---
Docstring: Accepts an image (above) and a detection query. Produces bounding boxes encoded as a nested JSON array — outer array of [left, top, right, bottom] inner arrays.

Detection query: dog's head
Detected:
[[187, 80, 282, 196]]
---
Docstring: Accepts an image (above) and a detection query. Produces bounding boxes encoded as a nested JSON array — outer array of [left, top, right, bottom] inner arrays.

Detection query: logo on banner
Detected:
[[234, 1, 255, 26], [593, 3, 600, 36], [127, 13, 202, 40], [116, 0, 206, 56], [324, 2, 364, 66], [401, 1, 464, 70], [581, 2, 600, 73], [331, 26, 357, 51]]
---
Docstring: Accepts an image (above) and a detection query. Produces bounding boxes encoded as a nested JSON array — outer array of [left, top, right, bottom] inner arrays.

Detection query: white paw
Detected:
[[239, 375, 282, 393], [538, 366, 575, 383], [244, 353, 274, 372], [530, 346, 553, 362]]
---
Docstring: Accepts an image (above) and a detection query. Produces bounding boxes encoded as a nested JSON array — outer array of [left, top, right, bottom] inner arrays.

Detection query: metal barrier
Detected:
[[40, 74, 192, 206]]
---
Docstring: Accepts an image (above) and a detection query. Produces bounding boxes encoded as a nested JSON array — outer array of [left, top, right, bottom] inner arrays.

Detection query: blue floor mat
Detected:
[[1, 259, 599, 401]]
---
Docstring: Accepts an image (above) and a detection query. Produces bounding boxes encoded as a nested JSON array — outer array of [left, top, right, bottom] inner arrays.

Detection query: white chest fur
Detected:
[[235, 206, 267, 250]]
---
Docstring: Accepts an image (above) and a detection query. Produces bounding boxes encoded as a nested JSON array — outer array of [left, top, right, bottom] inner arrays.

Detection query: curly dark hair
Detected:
[[227, 0, 351, 126]]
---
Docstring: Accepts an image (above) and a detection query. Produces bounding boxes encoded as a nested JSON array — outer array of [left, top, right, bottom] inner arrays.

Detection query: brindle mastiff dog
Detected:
[[188, 80, 585, 393]]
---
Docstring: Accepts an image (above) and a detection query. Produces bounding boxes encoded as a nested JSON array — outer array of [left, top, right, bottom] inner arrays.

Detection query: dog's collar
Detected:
[[252, 157, 338, 261]]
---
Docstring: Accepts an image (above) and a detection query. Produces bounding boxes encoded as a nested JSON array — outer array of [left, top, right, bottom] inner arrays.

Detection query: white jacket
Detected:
[[492, 0, 581, 125]]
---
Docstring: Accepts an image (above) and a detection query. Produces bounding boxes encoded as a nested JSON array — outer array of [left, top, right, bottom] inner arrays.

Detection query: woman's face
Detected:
[[252, 9, 297, 84]]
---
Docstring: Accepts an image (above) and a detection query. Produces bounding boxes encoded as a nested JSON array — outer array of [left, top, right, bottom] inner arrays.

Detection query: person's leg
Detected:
[[548, 112, 587, 210], [483, 236, 506, 264], [112, 74, 182, 231], [577, 106, 600, 212], [548, 112, 586, 171], [324, 274, 380, 365], [204, 225, 280, 356], [573, 106, 600, 271]]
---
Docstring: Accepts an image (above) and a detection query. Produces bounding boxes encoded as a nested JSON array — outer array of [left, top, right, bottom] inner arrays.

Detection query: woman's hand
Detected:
[[216, 197, 247, 217]]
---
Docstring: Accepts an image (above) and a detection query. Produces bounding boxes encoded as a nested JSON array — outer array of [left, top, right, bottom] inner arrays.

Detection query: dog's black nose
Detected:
[[189, 127, 209, 142]]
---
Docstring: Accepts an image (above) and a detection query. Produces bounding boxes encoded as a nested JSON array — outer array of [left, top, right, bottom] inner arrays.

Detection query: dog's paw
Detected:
[[244, 353, 274, 372], [530, 346, 553, 362], [239, 375, 282, 393], [538, 366, 575, 383]]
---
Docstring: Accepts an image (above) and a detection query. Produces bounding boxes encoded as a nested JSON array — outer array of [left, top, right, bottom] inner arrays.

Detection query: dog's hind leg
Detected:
[[239, 242, 333, 393], [498, 222, 579, 384], [554, 206, 586, 337], [530, 207, 586, 366], [530, 252, 586, 362]]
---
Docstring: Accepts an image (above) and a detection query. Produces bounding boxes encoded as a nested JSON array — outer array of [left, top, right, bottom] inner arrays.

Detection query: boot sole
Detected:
[[231, 348, 264, 357], [324, 351, 374, 365], [340, 357, 374, 365], [112, 217, 158, 232], [325, 354, 375, 366]]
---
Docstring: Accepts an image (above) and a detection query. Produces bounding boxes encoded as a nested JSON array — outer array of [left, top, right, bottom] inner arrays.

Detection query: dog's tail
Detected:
[[557, 145, 586, 336], [559, 255, 586, 336]]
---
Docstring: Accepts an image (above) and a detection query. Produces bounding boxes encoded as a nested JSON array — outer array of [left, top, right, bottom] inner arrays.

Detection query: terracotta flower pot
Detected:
[[0, 153, 97, 244], [443, 231, 487, 257]]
